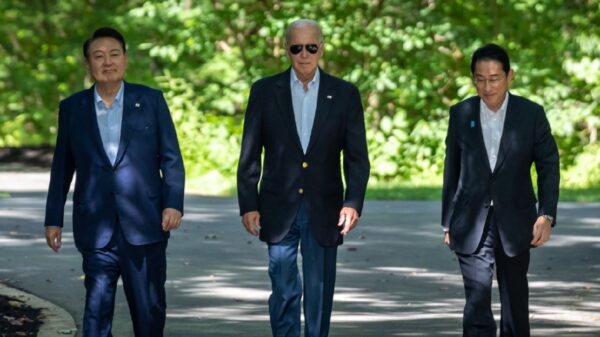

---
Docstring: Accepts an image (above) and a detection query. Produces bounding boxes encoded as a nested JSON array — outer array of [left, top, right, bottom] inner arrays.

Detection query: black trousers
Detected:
[[456, 209, 531, 337]]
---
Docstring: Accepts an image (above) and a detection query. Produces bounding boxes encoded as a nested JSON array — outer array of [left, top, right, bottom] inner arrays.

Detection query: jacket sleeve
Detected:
[[342, 85, 370, 215], [44, 101, 75, 228], [533, 107, 560, 225], [237, 82, 263, 216], [156, 91, 185, 214]]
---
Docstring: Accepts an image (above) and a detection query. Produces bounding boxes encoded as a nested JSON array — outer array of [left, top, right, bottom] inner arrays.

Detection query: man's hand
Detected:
[[338, 207, 359, 236], [242, 211, 261, 236], [444, 232, 450, 246], [531, 215, 552, 247], [162, 208, 182, 232], [45, 226, 62, 252]]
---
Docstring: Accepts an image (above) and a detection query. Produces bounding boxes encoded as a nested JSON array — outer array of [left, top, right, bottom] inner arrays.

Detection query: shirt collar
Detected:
[[290, 68, 320, 88], [94, 81, 125, 108], [480, 91, 509, 115]]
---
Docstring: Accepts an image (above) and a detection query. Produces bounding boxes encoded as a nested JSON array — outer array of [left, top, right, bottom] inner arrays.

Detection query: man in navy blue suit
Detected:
[[44, 27, 184, 337], [237, 19, 370, 337], [442, 44, 559, 337]]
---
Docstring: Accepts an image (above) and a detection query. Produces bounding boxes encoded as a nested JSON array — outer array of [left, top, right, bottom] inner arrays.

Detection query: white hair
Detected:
[[284, 19, 323, 45]]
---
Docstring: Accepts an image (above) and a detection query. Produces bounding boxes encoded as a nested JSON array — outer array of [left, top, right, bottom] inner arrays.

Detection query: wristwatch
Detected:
[[542, 214, 554, 224]]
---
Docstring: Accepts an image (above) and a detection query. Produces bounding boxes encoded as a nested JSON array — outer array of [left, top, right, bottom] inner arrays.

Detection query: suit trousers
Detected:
[[79, 224, 168, 337], [456, 208, 531, 337], [267, 200, 338, 337]]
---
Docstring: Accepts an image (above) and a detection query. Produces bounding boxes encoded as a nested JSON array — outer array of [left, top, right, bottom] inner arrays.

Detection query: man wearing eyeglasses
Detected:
[[237, 19, 370, 337], [441, 44, 559, 336]]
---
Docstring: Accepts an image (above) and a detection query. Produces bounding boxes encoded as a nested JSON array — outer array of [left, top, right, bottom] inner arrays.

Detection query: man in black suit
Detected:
[[237, 19, 370, 337], [441, 43, 559, 337], [45, 27, 184, 337]]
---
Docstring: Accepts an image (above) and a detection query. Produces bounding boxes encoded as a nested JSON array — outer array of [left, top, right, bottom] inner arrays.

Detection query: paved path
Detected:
[[1, 172, 600, 336]]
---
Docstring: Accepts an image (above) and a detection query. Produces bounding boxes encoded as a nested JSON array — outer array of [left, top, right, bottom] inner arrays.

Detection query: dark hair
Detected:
[[470, 43, 510, 75], [83, 27, 126, 60]]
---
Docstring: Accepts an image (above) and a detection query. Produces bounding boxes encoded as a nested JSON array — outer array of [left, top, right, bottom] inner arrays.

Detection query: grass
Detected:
[[366, 184, 441, 200], [559, 186, 600, 202]]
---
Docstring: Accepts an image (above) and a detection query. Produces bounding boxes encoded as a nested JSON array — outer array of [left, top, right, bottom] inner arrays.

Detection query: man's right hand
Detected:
[[45, 226, 62, 252], [242, 211, 261, 236], [444, 232, 450, 246]]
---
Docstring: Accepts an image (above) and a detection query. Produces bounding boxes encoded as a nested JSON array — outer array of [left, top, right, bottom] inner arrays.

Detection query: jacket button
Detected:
[[302, 162, 308, 169], [298, 188, 304, 194]]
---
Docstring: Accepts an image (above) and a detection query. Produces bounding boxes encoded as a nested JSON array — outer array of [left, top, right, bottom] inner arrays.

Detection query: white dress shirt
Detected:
[[480, 92, 509, 172]]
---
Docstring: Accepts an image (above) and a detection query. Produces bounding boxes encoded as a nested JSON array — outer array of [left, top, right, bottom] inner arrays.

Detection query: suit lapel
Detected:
[[83, 86, 113, 167], [472, 97, 493, 174], [274, 69, 303, 152], [306, 69, 334, 154], [492, 93, 516, 173], [113, 82, 141, 167]]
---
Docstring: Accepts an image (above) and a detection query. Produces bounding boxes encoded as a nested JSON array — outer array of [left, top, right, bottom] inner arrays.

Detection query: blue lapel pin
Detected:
[[470, 120, 475, 128]]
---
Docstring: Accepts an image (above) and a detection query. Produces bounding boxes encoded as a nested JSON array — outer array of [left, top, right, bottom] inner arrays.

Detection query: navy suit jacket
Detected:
[[441, 93, 559, 256], [45, 82, 185, 249], [237, 68, 370, 247]]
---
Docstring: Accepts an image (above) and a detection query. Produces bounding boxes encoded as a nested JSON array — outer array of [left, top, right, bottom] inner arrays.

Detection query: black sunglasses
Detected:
[[289, 44, 320, 55]]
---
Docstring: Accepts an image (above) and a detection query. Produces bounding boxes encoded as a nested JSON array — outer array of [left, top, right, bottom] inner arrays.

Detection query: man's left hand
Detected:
[[338, 207, 359, 236], [162, 208, 182, 232], [531, 215, 552, 247]]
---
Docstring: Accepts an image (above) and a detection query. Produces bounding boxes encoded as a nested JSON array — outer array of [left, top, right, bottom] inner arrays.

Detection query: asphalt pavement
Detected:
[[1, 172, 600, 336]]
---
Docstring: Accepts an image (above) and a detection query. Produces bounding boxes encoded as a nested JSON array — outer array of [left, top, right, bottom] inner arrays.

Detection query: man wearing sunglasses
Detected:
[[237, 19, 370, 337]]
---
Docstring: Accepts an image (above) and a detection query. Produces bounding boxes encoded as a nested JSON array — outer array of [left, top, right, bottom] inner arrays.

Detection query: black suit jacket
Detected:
[[441, 93, 559, 256], [237, 68, 370, 247], [45, 82, 185, 249]]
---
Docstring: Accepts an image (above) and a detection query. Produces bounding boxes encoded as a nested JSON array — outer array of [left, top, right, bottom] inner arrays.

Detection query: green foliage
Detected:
[[1, 0, 600, 194]]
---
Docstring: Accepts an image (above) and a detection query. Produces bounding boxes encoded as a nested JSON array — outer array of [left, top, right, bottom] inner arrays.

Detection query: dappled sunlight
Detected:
[[373, 266, 464, 285], [0, 231, 73, 247], [575, 217, 600, 225], [0, 209, 45, 221], [530, 280, 600, 289], [545, 234, 600, 247], [168, 305, 267, 320], [0, 236, 46, 246], [331, 309, 462, 322], [530, 304, 600, 327], [1, 193, 599, 335], [181, 283, 270, 301]]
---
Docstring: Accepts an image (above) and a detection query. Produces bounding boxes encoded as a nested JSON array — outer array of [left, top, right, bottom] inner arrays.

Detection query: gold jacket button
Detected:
[[302, 162, 308, 169], [298, 188, 304, 194]]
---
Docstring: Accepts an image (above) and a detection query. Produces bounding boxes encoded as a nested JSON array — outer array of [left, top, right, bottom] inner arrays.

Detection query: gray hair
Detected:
[[284, 19, 323, 45]]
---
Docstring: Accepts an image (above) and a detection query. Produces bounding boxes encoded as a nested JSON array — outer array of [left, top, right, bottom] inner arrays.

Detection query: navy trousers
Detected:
[[79, 226, 168, 337], [267, 201, 338, 337], [456, 208, 531, 337]]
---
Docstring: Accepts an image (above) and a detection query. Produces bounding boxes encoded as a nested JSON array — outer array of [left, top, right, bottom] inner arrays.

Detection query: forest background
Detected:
[[1, 0, 599, 199]]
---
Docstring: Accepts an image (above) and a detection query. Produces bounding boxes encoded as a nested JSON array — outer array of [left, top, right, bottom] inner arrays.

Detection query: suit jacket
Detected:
[[45, 82, 185, 249], [441, 93, 559, 256], [237, 68, 370, 247]]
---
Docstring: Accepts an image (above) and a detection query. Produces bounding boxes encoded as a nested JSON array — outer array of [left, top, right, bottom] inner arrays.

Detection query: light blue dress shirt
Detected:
[[290, 69, 320, 153], [94, 82, 124, 165]]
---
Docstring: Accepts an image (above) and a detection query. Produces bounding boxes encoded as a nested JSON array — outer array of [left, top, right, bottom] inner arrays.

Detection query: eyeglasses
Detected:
[[474, 76, 503, 87], [289, 44, 320, 55]]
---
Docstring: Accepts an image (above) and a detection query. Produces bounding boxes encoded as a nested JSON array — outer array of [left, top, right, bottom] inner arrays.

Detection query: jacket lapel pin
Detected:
[[470, 120, 475, 128], [327, 95, 333, 99], [135, 103, 140, 108]]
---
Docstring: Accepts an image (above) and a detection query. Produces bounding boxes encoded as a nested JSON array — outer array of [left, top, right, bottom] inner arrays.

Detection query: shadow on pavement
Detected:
[[0, 191, 599, 336]]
